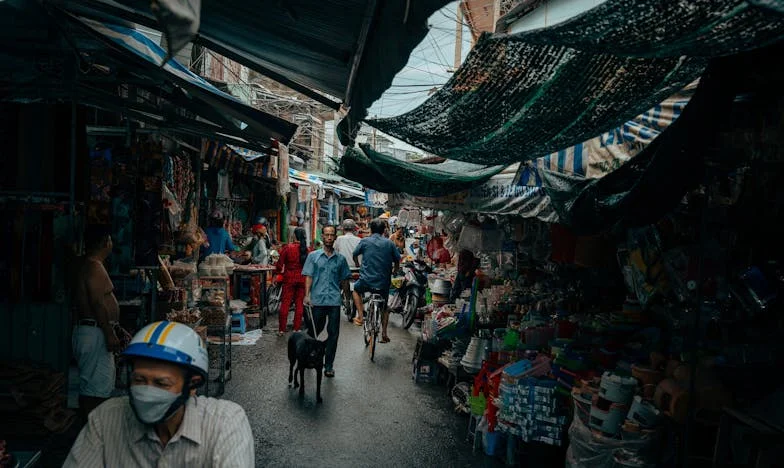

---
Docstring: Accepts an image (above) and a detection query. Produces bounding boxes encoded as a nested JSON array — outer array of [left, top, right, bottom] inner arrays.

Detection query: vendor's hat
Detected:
[[252, 224, 265, 233], [254, 216, 268, 226], [379, 211, 390, 220]]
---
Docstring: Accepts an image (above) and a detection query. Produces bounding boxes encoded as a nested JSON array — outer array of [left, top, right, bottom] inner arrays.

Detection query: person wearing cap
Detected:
[[243, 219, 269, 266], [201, 210, 237, 259], [63, 321, 254, 467]]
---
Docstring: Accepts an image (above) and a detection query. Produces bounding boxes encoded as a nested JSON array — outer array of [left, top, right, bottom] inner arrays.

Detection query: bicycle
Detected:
[[362, 292, 385, 362], [343, 268, 360, 322]]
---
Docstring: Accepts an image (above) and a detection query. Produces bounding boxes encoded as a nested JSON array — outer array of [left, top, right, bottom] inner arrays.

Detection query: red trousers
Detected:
[[279, 281, 305, 332]]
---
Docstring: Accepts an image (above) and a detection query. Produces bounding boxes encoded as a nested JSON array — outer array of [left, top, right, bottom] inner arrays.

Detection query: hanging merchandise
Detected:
[[217, 170, 231, 199], [459, 224, 504, 252], [617, 227, 668, 307], [162, 183, 183, 233], [297, 184, 311, 203]]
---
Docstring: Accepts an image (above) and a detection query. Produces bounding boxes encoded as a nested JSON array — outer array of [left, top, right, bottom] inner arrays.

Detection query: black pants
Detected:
[[307, 306, 340, 371]]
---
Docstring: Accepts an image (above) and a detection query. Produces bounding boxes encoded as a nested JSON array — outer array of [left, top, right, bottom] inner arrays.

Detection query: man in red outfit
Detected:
[[275, 227, 310, 336]]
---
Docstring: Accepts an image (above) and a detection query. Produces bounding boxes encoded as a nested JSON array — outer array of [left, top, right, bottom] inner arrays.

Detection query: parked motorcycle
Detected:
[[391, 260, 432, 329]]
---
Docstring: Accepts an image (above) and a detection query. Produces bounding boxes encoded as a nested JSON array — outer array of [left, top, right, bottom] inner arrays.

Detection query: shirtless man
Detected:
[[72, 226, 121, 419]]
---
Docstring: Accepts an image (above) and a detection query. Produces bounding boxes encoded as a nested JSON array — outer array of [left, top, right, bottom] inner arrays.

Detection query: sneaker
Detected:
[[324, 369, 335, 378]]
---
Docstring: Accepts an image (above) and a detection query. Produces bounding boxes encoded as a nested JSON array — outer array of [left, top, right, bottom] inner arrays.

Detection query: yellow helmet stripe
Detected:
[[157, 322, 178, 345]]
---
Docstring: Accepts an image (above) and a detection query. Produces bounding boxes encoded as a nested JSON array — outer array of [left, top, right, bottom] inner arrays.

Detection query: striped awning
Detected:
[[76, 16, 297, 148], [516, 81, 696, 186]]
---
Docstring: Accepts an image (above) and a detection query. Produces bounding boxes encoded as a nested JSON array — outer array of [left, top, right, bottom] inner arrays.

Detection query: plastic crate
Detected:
[[412, 359, 439, 383]]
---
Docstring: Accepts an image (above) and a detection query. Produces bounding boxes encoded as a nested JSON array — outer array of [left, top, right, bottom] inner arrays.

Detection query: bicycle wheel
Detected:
[[363, 305, 373, 347], [370, 320, 378, 362]]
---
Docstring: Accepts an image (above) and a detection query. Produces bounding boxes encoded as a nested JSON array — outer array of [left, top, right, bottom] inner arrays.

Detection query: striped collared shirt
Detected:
[[64, 395, 254, 467]]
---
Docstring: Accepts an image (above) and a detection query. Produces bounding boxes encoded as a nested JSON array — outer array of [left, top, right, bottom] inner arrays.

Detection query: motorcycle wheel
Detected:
[[402, 293, 418, 330], [343, 295, 354, 322]]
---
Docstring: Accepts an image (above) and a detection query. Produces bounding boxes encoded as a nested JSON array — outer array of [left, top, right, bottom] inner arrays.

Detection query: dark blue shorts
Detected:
[[353, 279, 389, 302]]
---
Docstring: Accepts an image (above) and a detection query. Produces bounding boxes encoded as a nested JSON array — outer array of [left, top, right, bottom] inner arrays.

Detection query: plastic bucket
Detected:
[[599, 372, 637, 405], [590, 402, 629, 436], [483, 430, 504, 456]]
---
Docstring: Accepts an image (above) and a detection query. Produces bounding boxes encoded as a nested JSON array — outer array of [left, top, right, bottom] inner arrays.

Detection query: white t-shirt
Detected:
[[334, 233, 362, 268]]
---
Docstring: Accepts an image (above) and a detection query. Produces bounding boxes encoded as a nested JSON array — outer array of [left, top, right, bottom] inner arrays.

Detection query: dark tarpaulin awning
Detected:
[[338, 147, 401, 194], [76, 17, 298, 146], [0, 3, 297, 154], [56, 0, 451, 144], [539, 46, 782, 235], [337, 144, 505, 196], [367, 0, 784, 166]]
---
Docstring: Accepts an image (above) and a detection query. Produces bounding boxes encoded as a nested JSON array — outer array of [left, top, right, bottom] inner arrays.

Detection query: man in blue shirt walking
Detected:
[[302, 225, 351, 378], [352, 218, 401, 343]]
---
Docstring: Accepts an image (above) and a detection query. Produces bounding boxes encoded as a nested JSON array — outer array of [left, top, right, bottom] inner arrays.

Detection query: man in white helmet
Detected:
[[64, 321, 254, 467]]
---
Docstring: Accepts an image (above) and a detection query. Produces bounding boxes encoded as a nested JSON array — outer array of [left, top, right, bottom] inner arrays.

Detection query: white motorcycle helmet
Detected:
[[122, 321, 209, 384]]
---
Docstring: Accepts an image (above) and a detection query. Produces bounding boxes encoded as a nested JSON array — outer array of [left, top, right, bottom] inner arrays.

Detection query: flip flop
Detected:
[[380, 336, 391, 343], [353, 318, 363, 326]]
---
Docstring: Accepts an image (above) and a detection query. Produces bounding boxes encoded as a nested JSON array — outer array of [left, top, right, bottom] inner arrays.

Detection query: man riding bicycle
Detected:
[[352, 218, 400, 343]]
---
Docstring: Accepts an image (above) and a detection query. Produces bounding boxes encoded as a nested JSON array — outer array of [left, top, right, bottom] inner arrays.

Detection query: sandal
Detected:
[[277, 331, 285, 337], [380, 336, 391, 343], [353, 318, 363, 326]]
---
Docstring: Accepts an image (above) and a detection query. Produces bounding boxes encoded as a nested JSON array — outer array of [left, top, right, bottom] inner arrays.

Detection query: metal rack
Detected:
[[197, 276, 232, 397]]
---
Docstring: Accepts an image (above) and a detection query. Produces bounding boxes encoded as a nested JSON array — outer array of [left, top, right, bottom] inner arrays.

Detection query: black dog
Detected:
[[287, 332, 326, 403]]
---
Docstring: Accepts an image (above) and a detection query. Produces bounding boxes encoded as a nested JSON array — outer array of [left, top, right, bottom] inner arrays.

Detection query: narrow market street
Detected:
[[223, 315, 503, 467]]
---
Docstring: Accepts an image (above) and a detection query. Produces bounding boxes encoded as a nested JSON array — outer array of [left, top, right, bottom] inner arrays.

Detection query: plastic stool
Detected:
[[231, 312, 246, 334]]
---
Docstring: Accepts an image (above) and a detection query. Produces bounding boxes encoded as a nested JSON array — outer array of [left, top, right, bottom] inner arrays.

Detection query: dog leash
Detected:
[[305, 304, 318, 337]]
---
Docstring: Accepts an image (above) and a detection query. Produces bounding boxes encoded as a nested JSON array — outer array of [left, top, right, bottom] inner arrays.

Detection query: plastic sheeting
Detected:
[[387, 169, 558, 222], [368, 0, 784, 165]]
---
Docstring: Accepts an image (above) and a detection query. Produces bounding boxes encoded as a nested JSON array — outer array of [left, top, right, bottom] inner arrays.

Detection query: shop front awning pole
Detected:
[[70, 82, 77, 244]]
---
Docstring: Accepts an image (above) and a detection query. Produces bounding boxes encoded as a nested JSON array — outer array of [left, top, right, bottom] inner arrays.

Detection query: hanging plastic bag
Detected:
[[162, 183, 183, 232]]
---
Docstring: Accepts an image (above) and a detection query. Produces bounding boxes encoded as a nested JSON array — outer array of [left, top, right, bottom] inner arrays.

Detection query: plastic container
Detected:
[[572, 389, 593, 426], [483, 430, 505, 456], [599, 372, 637, 405], [627, 396, 661, 427], [590, 401, 629, 436]]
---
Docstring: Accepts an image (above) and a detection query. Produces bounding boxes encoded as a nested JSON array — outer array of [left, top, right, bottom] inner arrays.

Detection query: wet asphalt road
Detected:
[[222, 313, 505, 467]]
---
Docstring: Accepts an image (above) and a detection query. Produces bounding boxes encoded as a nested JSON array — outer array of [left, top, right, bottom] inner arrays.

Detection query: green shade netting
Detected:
[[367, 0, 784, 165], [338, 145, 504, 197]]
